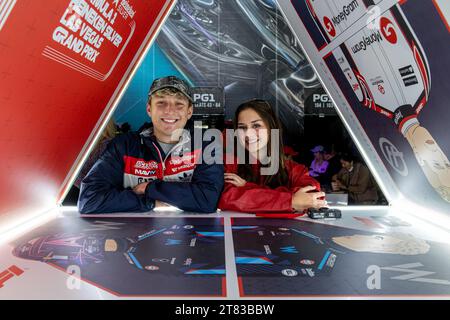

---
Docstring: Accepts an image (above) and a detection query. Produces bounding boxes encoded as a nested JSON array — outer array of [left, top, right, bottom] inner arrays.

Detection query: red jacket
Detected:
[[218, 159, 321, 218]]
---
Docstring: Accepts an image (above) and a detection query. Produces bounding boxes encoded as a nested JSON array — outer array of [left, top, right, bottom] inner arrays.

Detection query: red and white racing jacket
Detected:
[[78, 127, 224, 214]]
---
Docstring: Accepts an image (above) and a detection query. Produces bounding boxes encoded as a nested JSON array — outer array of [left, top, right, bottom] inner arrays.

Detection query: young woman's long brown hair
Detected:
[[234, 99, 289, 188]]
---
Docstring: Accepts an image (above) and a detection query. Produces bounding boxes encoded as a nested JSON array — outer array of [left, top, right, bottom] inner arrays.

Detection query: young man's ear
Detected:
[[187, 103, 194, 119], [146, 102, 152, 116]]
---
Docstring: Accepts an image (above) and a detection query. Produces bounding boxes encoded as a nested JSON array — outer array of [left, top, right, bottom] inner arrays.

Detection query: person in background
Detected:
[[309, 145, 329, 184], [218, 99, 327, 218], [332, 153, 378, 205], [74, 119, 117, 189], [321, 146, 342, 191]]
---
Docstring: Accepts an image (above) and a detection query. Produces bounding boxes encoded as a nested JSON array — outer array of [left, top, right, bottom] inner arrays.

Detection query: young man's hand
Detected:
[[292, 186, 327, 211], [133, 182, 149, 195]]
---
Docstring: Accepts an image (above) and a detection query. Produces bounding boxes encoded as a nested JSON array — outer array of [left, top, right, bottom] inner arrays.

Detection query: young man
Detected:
[[331, 153, 378, 205], [78, 76, 224, 214]]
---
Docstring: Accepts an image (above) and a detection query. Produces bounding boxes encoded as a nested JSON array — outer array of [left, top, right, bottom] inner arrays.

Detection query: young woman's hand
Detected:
[[292, 185, 327, 211], [224, 173, 247, 187]]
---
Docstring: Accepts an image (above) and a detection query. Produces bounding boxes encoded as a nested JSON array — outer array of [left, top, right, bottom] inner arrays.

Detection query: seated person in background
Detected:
[[78, 76, 224, 214], [74, 119, 117, 189], [308, 145, 329, 184], [321, 146, 342, 191], [331, 153, 378, 205], [218, 99, 327, 218]]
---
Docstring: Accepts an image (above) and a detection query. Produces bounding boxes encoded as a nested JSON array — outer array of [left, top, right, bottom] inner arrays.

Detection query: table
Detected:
[[1, 206, 449, 299]]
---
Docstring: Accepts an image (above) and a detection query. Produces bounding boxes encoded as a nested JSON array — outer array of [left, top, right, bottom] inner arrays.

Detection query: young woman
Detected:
[[218, 99, 327, 217]]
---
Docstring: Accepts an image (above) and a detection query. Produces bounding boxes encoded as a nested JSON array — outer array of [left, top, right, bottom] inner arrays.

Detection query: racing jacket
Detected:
[[218, 159, 321, 218], [78, 127, 224, 214]]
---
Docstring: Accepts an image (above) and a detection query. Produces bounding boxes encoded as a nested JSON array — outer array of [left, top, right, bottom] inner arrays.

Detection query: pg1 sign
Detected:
[[192, 87, 224, 115]]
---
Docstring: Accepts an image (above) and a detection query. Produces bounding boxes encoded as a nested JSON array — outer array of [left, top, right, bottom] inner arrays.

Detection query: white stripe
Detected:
[[0, 0, 16, 31], [224, 216, 239, 298], [43, 46, 104, 77], [42, 49, 104, 80]]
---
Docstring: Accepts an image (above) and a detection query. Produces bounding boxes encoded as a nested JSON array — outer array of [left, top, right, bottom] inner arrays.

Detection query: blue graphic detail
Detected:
[[185, 269, 226, 275], [165, 239, 182, 246], [318, 251, 332, 270], [281, 246, 299, 254], [236, 257, 273, 265], [137, 228, 167, 241], [127, 253, 143, 270], [291, 229, 323, 244], [196, 232, 224, 237], [231, 226, 259, 230]]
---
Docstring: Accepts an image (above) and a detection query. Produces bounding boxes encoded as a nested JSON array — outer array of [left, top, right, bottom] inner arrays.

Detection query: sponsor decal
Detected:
[[183, 258, 192, 266], [380, 16, 397, 44], [326, 254, 337, 268], [379, 137, 409, 176], [301, 268, 315, 277], [300, 259, 315, 266], [135, 160, 159, 170], [264, 245, 272, 255], [281, 269, 298, 277], [399, 65, 418, 87], [351, 30, 383, 53], [145, 265, 159, 271], [323, 16, 336, 37], [152, 258, 170, 263], [331, 0, 360, 26]]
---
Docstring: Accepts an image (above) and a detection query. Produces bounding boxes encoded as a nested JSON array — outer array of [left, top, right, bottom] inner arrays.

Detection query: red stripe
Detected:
[[433, 0, 450, 33], [0, 273, 14, 288], [8, 265, 24, 276], [0, 270, 9, 278], [238, 276, 245, 297], [413, 43, 430, 101], [398, 114, 418, 133], [221, 276, 227, 297]]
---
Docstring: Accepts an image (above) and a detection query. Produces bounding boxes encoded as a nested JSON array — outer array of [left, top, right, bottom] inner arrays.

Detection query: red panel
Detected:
[[0, 0, 174, 216]]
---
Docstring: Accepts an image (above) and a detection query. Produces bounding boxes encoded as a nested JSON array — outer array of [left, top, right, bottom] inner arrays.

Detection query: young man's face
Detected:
[[147, 92, 193, 143]]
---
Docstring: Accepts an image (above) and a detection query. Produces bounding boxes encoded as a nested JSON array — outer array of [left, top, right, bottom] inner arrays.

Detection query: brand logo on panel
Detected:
[[379, 137, 408, 176]]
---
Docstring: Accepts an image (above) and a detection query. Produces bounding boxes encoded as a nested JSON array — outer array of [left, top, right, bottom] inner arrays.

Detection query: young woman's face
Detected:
[[237, 108, 270, 154]]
